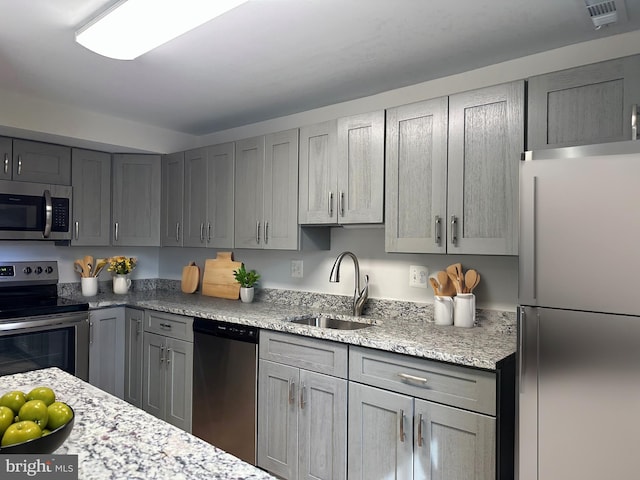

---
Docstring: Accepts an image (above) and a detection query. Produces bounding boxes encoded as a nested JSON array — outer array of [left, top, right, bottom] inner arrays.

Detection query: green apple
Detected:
[[47, 402, 73, 430], [0, 406, 14, 437], [1, 420, 41, 447], [18, 399, 49, 429], [0, 391, 26, 415], [26, 387, 56, 406]]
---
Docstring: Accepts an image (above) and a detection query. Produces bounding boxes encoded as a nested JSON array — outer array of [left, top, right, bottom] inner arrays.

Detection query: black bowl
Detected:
[[0, 406, 74, 454]]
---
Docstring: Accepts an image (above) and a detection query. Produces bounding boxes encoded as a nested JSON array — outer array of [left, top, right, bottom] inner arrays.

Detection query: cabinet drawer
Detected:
[[349, 346, 496, 415], [259, 331, 348, 379], [144, 310, 193, 342]]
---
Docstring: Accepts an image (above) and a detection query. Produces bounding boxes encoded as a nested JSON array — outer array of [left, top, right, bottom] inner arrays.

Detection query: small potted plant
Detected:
[[108, 256, 137, 294], [233, 264, 260, 303]]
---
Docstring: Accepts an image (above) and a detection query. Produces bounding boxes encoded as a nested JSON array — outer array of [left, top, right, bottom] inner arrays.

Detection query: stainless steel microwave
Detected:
[[0, 180, 72, 240]]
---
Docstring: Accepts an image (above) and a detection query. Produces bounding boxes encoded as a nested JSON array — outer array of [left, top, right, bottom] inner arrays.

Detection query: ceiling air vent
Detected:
[[585, 0, 627, 29]]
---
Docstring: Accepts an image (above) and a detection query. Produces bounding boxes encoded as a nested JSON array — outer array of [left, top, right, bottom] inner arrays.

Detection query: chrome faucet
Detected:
[[329, 251, 369, 316]]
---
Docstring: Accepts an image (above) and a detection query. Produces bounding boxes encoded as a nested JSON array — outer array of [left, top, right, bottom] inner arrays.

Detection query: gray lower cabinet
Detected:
[[0, 136, 12, 181], [348, 346, 504, 480], [160, 152, 185, 246], [88, 308, 125, 399], [12, 139, 71, 185], [71, 148, 111, 246], [112, 153, 161, 246], [124, 307, 144, 408], [528, 54, 640, 149], [142, 311, 193, 432], [258, 331, 348, 480]]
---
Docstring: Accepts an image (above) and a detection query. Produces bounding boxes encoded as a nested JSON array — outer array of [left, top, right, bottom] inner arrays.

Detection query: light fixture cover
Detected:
[[76, 0, 248, 60]]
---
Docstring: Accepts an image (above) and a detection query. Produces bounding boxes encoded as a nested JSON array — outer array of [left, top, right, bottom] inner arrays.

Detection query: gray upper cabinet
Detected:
[[0, 136, 11, 181], [299, 111, 385, 225], [183, 147, 208, 247], [112, 154, 161, 246], [12, 139, 71, 185], [528, 55, 640, 150], [447, 81, 524, 255], [235, 130, 300, 250], [160, 152, 184, 247], [385, 97, 448, 253], [71, 148, 111, 246], [206, 142, 235, 248]]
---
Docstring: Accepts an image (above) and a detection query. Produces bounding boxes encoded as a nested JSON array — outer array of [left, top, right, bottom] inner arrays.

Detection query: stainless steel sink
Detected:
[[290, 316, 372, 330]]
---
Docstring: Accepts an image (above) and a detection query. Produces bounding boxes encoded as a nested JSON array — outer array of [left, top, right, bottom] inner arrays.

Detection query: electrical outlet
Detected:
[[291, 260, 303, 278], [409, 265, 428, 288]]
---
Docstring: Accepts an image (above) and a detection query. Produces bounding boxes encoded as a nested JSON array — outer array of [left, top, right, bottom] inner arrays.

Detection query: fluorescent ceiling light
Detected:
[[76, 0, 249, 60]]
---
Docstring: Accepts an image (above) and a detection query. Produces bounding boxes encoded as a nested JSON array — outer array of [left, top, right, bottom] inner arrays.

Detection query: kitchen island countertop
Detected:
[[73, 289, 515, 370], [0, 368, 276, 480]]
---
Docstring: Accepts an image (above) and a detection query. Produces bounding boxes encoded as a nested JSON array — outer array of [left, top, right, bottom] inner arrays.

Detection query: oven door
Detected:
[[0, 312, 89, 381]]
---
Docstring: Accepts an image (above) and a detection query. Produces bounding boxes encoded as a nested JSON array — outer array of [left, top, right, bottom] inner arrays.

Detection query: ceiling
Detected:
[[1, 0, 639, 137]]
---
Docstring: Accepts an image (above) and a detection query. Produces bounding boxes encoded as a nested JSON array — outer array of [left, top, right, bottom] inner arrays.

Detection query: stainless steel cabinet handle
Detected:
[[288, 379, 295, 405], [114, 222, 119, 242], [136, 318, 142, 335], [435, 215, 441, 245], [256, 221, 261, 244], [207, 222, 211, 243], [17, 155, 22, 175], [42, 190, 52, 238], [299, 383, 306, 409], [200, 223, 205, 243], [518, 307, 525, 394], [176, 223, 180, 243], [417, 413, 424, 447], [632, 103, 638, 140], [74, 221, 80, 241], [339, 191, 345, 217], [160, 345, 165, 363], [450, 215, 458, 245], [399, 410, 406, 442], [159, 322, 172, 330], [328, 191, 334, 217], [166, 347, 172, 365], [3, 154, 8, 174], [264, 222, 269, 244], [89, 321, 94, 345], [398, 372, 428, 384]]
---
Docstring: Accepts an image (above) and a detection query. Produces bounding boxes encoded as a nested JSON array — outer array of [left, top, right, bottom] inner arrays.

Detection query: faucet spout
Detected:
[[329, 251, 369, 316]]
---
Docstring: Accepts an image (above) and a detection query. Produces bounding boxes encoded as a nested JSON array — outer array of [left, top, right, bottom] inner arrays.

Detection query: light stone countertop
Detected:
[[0, 368, 276, 480], [69, 288, 516, 371]]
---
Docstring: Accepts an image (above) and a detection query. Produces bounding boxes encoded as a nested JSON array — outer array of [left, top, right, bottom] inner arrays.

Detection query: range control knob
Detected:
[[34, 266, 43, 275], [23, 267, 32, 275], [45, 266, 54, 274]]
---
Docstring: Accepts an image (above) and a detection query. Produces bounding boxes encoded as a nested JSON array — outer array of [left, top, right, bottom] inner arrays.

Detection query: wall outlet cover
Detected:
[[409, 265, 429, 288], [291, 260, 303, 278]]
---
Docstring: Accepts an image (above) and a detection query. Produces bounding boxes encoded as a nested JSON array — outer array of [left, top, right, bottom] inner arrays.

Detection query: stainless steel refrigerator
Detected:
[[517, 140, 640, 480]]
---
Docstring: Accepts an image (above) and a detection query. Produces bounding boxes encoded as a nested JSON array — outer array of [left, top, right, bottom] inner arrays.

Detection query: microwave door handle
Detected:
[[43, 189, 52, 238]]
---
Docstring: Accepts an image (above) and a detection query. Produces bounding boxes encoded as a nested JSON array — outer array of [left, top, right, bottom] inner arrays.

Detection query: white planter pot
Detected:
[[240, 287, 254, 303], [112, 274, 131, 294]]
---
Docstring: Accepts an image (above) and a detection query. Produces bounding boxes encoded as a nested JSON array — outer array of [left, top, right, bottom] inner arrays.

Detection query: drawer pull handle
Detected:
[[159, 322, 172, 330], [399, 410, 406, 442], [398, 373, 428, 384]]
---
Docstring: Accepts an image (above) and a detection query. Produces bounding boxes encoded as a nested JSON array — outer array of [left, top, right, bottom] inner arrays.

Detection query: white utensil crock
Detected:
[[454, 293, 476, 328], [81, 277, 98, 297], [434, 296, 454, 326]]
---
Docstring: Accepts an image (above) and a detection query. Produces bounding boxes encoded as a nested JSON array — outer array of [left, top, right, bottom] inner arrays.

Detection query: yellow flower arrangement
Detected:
[[107, 256, 137, 275]]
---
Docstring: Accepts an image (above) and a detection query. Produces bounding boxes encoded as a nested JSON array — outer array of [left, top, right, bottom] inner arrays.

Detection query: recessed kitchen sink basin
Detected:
[[290, 316, 372, 330]]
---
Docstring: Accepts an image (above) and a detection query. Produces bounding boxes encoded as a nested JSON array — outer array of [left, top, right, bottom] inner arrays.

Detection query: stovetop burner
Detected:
[[0, 261, 88, 320]]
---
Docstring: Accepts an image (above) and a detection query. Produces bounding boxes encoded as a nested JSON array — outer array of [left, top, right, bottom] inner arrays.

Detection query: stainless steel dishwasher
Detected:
[[192, 318, 258, 465]]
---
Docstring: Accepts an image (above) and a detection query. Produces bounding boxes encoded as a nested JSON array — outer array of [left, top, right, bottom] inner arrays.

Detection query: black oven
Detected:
[[0, 180, 71, 241]]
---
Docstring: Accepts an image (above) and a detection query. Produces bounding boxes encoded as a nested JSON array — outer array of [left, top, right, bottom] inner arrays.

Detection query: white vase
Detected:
[[240, 287, 254, 303], [81, 277, 98, 297], [112, 274, 131, 294]]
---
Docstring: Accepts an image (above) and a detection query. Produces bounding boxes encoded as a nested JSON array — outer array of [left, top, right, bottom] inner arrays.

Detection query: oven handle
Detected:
[[43, 189, 52, 238], [0, 313, 87, 334]]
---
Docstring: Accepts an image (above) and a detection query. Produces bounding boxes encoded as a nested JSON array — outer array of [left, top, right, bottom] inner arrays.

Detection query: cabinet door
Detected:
[[447, 81, 523, 255], [337, 111, 385, 224], [298, 121, 338, 224], [112, 154, 161, 246], [207, 142, 235, 248], [385, 98, 448, 253], [257, 360, 298, 479], [183, 147, 208, 247], [89, 308, 125, 399], [414, 399, 495, 480], [348, 383, 413, 480], [528, 55, 640, 149], [124, 308, 144, 408], [164, 337, 193, 432], [71, 148, 111, 246], [264, 129, 299, 250], [12, 139, 71, 185], [142, 332, 165, 420], [235, 136, 265, 248], [160, 152, 184, 246], [0, 136, 12, 180], [298, 370, 347, 480]]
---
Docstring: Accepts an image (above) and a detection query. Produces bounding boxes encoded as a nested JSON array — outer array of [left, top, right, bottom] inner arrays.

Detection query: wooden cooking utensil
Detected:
[[465, 270, 480, 293], [429, 277, 441, 295], [181, 262, 200, 294], [446, 263, 464, 294], [93, 258, 108, 277], [83, 255, 94, 277], [437, 270, 456, 297], [74, 260, 86, 277]]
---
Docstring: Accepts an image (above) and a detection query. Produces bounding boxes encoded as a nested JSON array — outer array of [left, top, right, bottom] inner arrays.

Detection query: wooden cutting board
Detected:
[[202, 252, 242, 299], [181, 262, 200, 294]]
